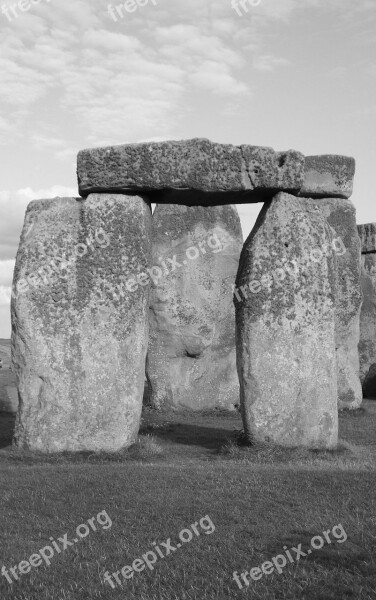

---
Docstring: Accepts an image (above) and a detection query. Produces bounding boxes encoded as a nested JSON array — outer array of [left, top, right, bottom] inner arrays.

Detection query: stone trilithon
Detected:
[[10, 139, 361, 451]]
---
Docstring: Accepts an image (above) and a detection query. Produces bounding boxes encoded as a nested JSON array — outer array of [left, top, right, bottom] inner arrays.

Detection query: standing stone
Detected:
[[358, 224, 376, 398], [235, 192, 338, 448], [314, 199, 362, 409], [146, 200, 243, 410], [12, 194, 152, 452]]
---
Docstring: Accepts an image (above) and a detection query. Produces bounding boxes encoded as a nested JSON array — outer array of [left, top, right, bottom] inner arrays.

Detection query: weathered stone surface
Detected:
[[77, 138, 305, 199], [299, 155, 355, 199], [12, 194, 152, 452], [146, 200, 243, 410], [235, 192, 338, 448], [314, 199, 362, 409], [238, 145, 305, 192], [359, 252, 376, 396], [358, 223, 376, 254]]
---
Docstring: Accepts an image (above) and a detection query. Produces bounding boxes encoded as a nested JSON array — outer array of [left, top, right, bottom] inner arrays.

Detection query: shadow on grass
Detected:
[[0, 412, 16, 449], [339, 406, 367, 417], [140, 421, 238, 451], [263, 529, 376, 583], [0, 434, 166, 465], [0, 409, 241, 463], [216, 436, 376, 469]]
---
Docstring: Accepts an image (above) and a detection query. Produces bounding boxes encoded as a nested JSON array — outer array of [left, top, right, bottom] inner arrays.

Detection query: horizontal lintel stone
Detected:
[[77, 138, 305, 200], [358, 223, 376, 254], [298, 155, 355, 199], [77, 139, 355, 203]]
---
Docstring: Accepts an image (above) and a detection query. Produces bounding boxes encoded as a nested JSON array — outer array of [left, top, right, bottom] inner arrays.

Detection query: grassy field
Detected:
[[0, 403, 375, 600]]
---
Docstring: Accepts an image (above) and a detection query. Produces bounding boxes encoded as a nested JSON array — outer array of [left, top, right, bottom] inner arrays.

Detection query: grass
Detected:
[[0, 402, 375, 599]]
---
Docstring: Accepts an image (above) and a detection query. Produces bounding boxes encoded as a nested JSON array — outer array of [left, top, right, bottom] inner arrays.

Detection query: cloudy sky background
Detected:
[[0, 0, 375, 337]]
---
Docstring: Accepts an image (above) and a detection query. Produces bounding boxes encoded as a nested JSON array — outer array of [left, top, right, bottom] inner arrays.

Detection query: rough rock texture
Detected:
[[12, 194, 152, 452], [146, 200, 243, 410], [235, 192, 338, 448], [314, 199, 362, 409], [359, 251, 376, 397], [358, 223, 376, 254], [239, 145, 305, 191], [77, 138, 305, 198], [299, 155, 355, 199]]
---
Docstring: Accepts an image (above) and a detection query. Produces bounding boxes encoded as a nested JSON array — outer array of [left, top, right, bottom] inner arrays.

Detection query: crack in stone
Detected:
[[240, 146, 255, 190]]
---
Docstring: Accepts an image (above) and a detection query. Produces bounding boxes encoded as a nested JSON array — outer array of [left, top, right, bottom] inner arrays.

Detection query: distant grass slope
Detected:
[[0, 402, 375, 600]]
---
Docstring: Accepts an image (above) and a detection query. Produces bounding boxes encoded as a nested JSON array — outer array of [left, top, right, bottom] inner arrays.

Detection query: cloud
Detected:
[[0, 261, 15, 287], [0, 1, 256, 145], [0, 264, 13, 328], [31, 134, 70, 150], [253, 55, 291, 71], [137, 136, 176, 143], [0, 305, 11, 338], [0, 286, 12, 307], [17, 185, 78, 201], [0, 260, 14, 323], [189, 62, 249, 95], [3, 0, 370, 148], [55, 148, 79, 161]]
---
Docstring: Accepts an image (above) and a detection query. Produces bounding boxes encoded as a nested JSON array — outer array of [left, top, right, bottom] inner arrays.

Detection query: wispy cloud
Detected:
[[253, 55, 290, 71], [0, 0, 373, 147]]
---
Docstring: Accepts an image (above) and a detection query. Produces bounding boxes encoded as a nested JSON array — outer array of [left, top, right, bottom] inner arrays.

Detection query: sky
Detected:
[[0, 0, 375, 337]]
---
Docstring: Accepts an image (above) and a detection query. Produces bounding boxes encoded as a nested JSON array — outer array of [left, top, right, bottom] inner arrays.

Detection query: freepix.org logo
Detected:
[[231, 0, 261, 17], [1, 0, 52, 22], [233, 523, 348, 589], [100, 229, 230, 301], [107, 0, 157, 22], [233, 235, 346, 303], [103, 515, 215, 588], [2, 510, 112, 585], [13, 228, 110, 300]]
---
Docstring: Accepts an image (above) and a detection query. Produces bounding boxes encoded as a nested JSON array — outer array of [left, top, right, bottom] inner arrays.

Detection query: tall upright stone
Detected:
[[315, 199, 362, 409], [235, 192, 338, 448], [358, 223, 376, 398], [12, 194, 152, 452], [146, 200, 243, 410]]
